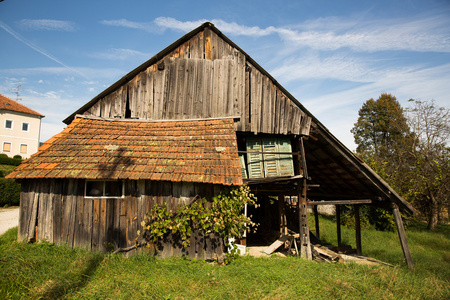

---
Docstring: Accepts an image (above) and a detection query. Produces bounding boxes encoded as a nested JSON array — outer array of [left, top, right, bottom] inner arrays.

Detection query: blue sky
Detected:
[[1, 0, 449, 150]]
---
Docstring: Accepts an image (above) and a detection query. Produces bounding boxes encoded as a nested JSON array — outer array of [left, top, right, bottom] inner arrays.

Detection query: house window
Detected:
[[244, 136, 295, 179], [22, 123, 29, 132], [5, 120, 13, 129], [85, 180, 124, 198], [3, 142, 11, 152], [20, 144, 28, 154]]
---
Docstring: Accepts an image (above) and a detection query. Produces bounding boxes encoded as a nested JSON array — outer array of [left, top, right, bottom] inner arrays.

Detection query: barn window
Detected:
[[243, 136, 295, 179], [85, 180, 124, 198]]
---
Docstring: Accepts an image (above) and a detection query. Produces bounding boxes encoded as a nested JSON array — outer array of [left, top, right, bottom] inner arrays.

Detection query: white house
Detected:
[[0, 94, 44, 159]]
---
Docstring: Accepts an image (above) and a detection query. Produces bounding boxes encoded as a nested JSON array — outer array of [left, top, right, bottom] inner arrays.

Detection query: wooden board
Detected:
[[264, 234, 290, 255]]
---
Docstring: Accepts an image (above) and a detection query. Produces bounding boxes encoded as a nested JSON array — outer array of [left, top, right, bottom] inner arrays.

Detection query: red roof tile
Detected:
[[0, 94, 44, 117], [7, 116, 243, 186]]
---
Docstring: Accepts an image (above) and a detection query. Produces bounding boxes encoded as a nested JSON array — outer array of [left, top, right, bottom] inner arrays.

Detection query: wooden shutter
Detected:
[[246, 137, 264, 178], [246, 136, 295, 179], [263, 137, 278, 177], [277, 136, 294, 176], [239, 153, 248, 179]]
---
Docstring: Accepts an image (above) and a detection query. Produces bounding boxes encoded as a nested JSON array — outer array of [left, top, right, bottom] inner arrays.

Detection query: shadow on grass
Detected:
[[38, 254, 105, 299]]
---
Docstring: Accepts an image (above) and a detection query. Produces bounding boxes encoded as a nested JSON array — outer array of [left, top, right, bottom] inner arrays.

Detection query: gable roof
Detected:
[[7, 116, 242, 186], [63, 22, 314, 126], [0, 94, 44, 117], [57, 22, 415, 215]]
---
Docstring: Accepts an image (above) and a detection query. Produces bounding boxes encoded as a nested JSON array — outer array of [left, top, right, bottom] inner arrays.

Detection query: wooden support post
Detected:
[[313, 205, 320, 239], [392, 203, 414, 269], [336, 205, 342, 247], [299, 178, 312, 260], [278, 195, 288, 235], [355, 205, 362, 255]]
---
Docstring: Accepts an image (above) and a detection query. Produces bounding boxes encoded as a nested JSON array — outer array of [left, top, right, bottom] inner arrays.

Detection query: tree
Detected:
[[405, 99, 450, 231], [351, 93, 410, 160], [351, 94, 414, 230], [351, 94, 413, 194], [352, 95, 449, 231]]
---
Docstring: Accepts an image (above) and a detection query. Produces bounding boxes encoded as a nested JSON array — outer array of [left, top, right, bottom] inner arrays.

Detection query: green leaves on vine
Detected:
[[139, 185, 258, 248]]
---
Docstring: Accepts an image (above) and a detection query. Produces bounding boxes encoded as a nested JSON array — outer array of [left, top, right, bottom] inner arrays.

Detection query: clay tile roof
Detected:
[[7, 116, 243, 186], [0, 94, 44, 117]]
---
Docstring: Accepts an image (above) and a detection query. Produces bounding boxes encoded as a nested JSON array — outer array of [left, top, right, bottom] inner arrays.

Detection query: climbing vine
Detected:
[[139, 185, 258, 249]]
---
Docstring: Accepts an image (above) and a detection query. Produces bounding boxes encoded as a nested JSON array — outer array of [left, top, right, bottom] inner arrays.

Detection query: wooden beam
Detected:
[[308, 199, 372, 206], [278, 195, 288, 235], [336, 205, 342, 247], [299, 136, 308, 179], [244, 175, 303, 185], [238, 150, 300, 156], [355, 205, 362, 255], [299, 178, 312, 260], [392, 203, 414, 269], [313, 205, 320, 239]]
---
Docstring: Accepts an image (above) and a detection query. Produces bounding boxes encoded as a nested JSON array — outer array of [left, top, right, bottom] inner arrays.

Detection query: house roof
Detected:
[[0, 94, 44, 117], [7, 116, 242, 186]]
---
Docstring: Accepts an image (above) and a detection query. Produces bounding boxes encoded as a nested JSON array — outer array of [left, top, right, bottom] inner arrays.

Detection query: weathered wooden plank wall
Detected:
[[81, 28, 311, 136], [18, 179, 223, 259]]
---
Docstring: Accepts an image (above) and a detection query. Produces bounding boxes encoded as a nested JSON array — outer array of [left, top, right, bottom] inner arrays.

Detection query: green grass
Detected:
[[1, 216, 449, 299], [309, 215, 450, 281]]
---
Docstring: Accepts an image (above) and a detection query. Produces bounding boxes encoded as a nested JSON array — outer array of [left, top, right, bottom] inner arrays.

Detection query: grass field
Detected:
[[0, 215, 448, 299]]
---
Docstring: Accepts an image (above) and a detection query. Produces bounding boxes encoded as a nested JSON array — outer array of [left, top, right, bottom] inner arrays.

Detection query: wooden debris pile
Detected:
[[261, 231, 393, 267]]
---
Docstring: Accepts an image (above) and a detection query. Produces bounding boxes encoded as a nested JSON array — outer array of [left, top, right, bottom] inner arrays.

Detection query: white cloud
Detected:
[[18, 19, 77, 32], [271, 54, 381, 83], [100, 19, 160, 33], [89, 48, 151, 61], [152, 16, 450, 53], [154, 17, 278, 37]]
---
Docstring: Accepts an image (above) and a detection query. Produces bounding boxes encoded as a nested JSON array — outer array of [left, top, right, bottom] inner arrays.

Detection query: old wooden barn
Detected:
[[7, 22, 416, 266]]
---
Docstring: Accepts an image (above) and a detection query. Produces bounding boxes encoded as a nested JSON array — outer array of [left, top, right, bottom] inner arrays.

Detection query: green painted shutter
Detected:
[[277, 136, 295, 176], [263, 138, 278, 177], [246, 137, 264, 178], [239, 153, 248, 179], [246, 136, 295, 178]]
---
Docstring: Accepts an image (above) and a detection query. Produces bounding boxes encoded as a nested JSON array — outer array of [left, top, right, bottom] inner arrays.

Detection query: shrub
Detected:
[[0, 178, 21, 207], [0, 154, 22, 166], [340, 205, 396, 231]]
